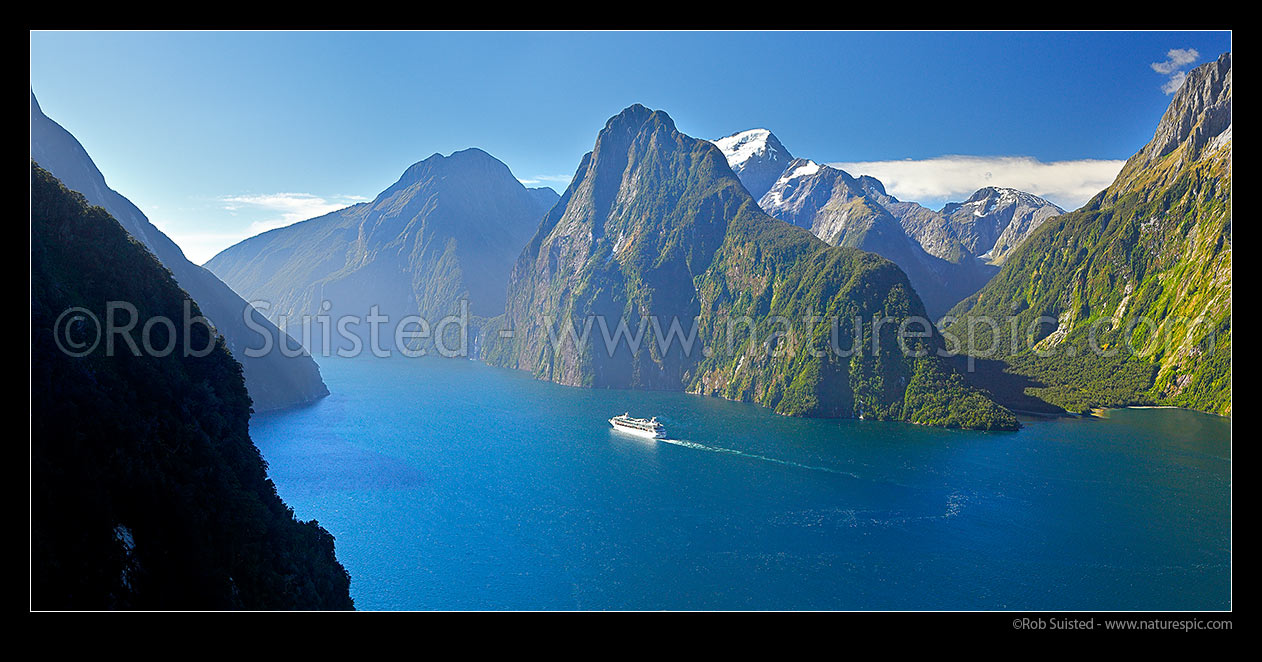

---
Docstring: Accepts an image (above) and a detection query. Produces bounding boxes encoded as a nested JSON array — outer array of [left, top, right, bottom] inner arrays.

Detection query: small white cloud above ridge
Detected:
[[518, 174, 573, 187], [220, 192, 367, 229], [1151, 48, 1200, 94]]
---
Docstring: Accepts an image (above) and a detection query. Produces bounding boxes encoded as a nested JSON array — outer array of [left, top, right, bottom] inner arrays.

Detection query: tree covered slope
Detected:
[[945, 52, 1231, 416], [31, 163, 353, 609], [30, 93, 327, 411]]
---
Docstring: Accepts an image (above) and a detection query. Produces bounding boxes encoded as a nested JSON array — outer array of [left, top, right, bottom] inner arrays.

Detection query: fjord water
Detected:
[[251, 356, 1231, 610]]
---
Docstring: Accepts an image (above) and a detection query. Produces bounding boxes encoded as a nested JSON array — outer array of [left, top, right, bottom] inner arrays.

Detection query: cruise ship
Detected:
[[609, 413, 665, 439]]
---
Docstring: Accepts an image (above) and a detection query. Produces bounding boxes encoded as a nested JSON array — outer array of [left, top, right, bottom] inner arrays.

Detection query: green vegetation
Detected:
[[488, 105, 1018, 431], [690, 209, 1016, 429], [31, 163, 353, 609], [30, 93, 328, 411], [764, 165, 1000, 320], [944, 68, 1231, 417]]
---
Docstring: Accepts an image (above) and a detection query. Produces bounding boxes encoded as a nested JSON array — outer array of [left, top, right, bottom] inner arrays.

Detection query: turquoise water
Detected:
[[251, 356, 1231, 610]]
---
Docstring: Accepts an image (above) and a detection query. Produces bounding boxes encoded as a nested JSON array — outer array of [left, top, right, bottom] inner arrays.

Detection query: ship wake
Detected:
[[656, 438, 857, 478]]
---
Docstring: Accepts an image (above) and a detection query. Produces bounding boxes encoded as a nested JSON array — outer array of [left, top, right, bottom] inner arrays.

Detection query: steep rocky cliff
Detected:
[[946, 52, 1231, 416], [486, 105, 1017, 430]]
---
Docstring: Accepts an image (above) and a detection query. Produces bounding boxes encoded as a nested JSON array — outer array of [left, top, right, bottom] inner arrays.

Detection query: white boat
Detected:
[[609, 412, 665, 439]]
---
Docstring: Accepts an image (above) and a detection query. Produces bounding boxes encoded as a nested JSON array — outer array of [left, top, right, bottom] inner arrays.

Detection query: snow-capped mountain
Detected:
[[941, 187, 1064, 263], [758, 158, 996, 319], [711, 128, 793, 200], [712, 126, 1066, 312], [759, 158, 873, 247]]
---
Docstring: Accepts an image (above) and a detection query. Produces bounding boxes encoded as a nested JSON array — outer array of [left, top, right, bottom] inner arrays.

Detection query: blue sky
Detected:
[[31, 30, 1231, 263]]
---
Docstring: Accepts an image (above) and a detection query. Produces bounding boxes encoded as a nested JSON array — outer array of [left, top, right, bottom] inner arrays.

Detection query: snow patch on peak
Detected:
[[709, 128, 795, 201], [712, 129, 779, 168], [966, 187, 1023, 215], [787, 160, 821, 179]]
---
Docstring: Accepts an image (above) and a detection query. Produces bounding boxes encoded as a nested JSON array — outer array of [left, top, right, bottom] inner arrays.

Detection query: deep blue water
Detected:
[[251, 356, 1231, 610]]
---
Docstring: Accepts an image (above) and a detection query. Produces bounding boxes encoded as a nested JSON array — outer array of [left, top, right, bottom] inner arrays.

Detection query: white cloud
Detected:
[[220, 192, 368, 230], [154, 227, 264, 266], [1160, 71, 1188, 95], [1151, 48, 1199, 75], [152, 192, 371, 265], [828, 155, 1126, 212], [1151, 48, 1200, 94], [517, 174, 573, 187]]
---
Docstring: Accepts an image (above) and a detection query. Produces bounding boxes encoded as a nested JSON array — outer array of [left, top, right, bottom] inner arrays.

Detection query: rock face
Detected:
[[947, 52, 1231, 416], [29, 93, 327, 411], [31, 163, 353, 609], [526, 186, 561, 215], [940, 187, 1064, 264], [1125, 52, 1232, 177], [856, 177, 971, 262], [717, 127, 1064, 318], [711, 128, 794, 200], [206, 148, 554, 352], [485, 104, 1018, 431], [759, 159, 997, 320]]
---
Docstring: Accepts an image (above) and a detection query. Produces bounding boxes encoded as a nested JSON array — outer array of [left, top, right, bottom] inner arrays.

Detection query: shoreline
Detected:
[[1090, 405, 1228, 419]]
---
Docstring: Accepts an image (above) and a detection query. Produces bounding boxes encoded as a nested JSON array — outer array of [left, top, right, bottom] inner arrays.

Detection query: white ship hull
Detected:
[[609, 418, 664, 439]]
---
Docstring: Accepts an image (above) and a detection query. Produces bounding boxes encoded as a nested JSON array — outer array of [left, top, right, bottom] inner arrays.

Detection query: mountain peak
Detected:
[[1142, 51, 1231, 166], [587, 105, 681, 164], [604, 104, 675, 134], [855, 175, 887, 197], [412, 146, 498, 167], [391, 147, 516, 195], [208, 143, 547, 329], [942, 187, 1065, 264], [488, 106, 1015, 429], [953, 187, 1063, 214], [962, 186, 1014, 205], [710, 128, 794, 201], [712, 128, 788, 166]]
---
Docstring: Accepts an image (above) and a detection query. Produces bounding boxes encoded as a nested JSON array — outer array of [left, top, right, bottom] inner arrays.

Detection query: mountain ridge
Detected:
[[206, 146, 556, 352], [30, 92, 328, 411], [486, 104, 1018, 430], [945, 52, 1231, 416], [940, 187, 1065, 264], [32, 162, 353, 609], [716, 126, 1065, 316], [757, 157, 999, 320]]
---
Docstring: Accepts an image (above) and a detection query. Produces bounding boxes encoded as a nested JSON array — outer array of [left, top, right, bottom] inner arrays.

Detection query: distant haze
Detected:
[[165, 152, 1125, 263], [31, 31, 1227, 262]]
